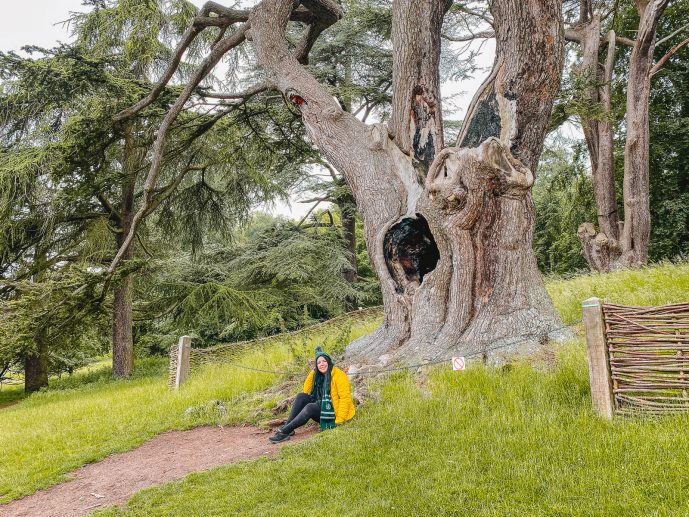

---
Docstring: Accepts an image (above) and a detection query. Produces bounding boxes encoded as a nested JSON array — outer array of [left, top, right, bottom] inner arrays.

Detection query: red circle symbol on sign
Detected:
[[452, 356, 465, 371]]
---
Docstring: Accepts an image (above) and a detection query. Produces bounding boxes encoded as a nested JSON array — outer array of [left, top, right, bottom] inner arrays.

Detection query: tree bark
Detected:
[[390, 0, 450, 168], [24, 329, 49, 394], [577, 18, 622, 272], [112, 128, 137, 378], [337, 192, 358, 311], [248, 0, 564, 364], [620, 0, 669, 267], [577, 0, 669, 271], [24, 247, 50, 393], [337, 59, 359, 310]]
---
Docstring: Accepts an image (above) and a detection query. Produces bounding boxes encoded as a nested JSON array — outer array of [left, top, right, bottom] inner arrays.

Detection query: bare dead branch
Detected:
[[650, 36, 689, 76], [656, 21, 689, 46], [299, 196, 331, 203], [105, 25, 248, 284], [442, 30, 495, 42], [454, 5, 494, 26], [198, 81, 274, 100], [297, 199, 323, 227]]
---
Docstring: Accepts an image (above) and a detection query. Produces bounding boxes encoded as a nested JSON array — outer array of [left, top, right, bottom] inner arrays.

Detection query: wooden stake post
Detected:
[[172, 336, 192, 390], [582, 297, 615, 419]]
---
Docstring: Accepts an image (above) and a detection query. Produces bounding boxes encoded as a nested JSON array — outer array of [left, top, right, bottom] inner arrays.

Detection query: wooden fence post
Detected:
[[582, 297, 615, 419], [169, 336, 192, 390]]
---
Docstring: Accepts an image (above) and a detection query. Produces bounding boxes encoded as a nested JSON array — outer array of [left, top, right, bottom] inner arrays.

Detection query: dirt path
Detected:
[[1, 425, 316, 517]]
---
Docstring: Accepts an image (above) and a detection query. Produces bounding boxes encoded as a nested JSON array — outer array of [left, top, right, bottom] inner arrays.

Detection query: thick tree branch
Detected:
[[294, 0, 343, 64], [113, 2, 240, 122]]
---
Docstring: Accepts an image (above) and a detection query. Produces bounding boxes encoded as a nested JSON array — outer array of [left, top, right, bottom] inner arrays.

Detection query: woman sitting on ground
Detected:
[[270, 346, 355, 443]]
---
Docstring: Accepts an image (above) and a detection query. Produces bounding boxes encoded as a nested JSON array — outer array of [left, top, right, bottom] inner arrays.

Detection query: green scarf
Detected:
[[312, 346, 336, 431]]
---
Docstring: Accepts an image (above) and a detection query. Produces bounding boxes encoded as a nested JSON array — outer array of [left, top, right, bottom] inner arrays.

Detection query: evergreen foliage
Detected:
[[133, 214, 379, 349], [533, 137, 597, 274]]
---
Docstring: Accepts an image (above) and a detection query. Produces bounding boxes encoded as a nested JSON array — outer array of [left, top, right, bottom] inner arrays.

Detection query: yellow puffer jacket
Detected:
[[303, 366, 355, 425]]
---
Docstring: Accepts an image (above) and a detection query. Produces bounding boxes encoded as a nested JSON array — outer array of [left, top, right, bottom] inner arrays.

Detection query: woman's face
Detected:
[[316, 356, 329, 373]]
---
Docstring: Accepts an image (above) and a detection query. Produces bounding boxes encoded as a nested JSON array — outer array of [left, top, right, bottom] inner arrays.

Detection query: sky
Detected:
[[0, 1, 496, 220]]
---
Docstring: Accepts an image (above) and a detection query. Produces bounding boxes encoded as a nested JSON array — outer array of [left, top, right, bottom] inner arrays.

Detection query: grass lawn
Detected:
[[95, 261, 689, 516], [546, 260, 689, 324], [98, 347, 689, 515], [0, 318, 380, 503], [1, 261, 689, 512], [0, 384, 23, 407]]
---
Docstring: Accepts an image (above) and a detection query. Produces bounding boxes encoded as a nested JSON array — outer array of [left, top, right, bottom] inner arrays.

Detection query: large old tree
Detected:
[[110, 0, 566, 363]]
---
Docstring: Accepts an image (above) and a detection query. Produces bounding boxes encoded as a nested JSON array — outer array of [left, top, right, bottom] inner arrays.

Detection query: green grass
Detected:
[[0, 356, 115, 407], [0, 384, 24, 407], [3, 262, 689, 512], [92, 262, 689, 516], [0, 317, 381, 503], [546, 260, 689, 324], [99, 346, 689, 516]]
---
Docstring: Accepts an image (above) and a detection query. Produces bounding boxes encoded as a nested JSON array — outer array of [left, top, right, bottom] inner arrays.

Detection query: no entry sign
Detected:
[[451, 356, 466, 371]]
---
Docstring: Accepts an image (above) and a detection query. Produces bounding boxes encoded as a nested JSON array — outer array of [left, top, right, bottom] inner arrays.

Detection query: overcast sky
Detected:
[[1, 1, 495, 221]]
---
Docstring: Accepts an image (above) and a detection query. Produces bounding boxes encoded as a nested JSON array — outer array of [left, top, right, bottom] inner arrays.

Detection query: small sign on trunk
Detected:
[[451, 356, 466, 371]]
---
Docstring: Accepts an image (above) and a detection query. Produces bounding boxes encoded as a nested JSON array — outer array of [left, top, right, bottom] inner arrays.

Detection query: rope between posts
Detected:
[[206, 319, 582, 378]]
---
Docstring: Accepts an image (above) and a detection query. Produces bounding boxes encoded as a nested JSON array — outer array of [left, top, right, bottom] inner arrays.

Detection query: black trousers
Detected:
[[281, 392, 321, 434]]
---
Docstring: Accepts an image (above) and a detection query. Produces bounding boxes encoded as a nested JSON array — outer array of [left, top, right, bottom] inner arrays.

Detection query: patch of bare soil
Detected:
[[1, 425, 317, 517]]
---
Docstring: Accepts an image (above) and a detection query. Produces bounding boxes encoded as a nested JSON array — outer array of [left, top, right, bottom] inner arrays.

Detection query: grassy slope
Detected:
[[547, 261, 689, 323], [0, 319, 380, 503], [0, 357, 113, 407], [100, 355, 689, 516], [1, 262, 688, 511], [94, 262, 689, 516]]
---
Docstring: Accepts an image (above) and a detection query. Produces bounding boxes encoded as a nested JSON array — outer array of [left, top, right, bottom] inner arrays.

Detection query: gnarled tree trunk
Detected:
[[112, 0, 566, 365], [249, 0, 564, 363]]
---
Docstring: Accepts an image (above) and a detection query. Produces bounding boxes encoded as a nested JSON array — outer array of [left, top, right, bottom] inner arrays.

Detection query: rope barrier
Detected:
[[205, 319, 582, 378]]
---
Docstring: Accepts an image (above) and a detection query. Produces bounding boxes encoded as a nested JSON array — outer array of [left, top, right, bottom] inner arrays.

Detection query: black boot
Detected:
[[269, 430, 292, 443]]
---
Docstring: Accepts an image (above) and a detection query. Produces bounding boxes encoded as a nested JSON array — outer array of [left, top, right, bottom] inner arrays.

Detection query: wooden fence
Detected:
[[583, 297, 689, 418]]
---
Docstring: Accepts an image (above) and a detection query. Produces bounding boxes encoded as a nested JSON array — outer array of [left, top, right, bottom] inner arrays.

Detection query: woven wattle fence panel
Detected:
[[603, 302, 689, 415]]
